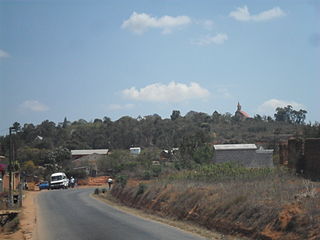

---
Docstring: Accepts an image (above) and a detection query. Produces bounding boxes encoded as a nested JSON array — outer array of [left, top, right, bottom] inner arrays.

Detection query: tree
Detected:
[[12, 122, 21, 131], [274, 105, 307, 124], [192, 145, 214, 164], [170, 110, 181, 121]]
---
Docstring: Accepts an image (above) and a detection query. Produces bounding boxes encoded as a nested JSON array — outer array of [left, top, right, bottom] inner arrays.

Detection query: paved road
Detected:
[[36, 188, 206, 240]]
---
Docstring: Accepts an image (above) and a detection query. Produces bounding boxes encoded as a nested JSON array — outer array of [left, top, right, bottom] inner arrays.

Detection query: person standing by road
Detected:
[[107, 177, 113, 190], [70, 177, 75, 188]]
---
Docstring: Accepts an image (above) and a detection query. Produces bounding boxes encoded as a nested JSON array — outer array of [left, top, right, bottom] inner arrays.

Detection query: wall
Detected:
[[304, 138, 320, 179], [287, 138, 304, 172], [284, 138, 320, 179], [279, 142, 288, 165], [214, 149, 274, 168]]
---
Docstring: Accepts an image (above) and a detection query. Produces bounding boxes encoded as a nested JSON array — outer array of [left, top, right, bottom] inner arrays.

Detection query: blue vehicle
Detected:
[[38, 181, 50, 190]]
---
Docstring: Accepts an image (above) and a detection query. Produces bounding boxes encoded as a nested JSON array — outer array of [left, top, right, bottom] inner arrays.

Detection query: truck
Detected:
[[50, 172, 69, 189]]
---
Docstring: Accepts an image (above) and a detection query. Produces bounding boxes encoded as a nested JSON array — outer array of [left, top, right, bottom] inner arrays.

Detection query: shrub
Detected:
[[136, 183, 147, 196], [116, 175, 128, 188], [142, 170, 151, 180]]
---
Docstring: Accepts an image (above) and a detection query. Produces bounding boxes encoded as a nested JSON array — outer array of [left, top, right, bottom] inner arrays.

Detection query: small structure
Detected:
[[234, 102, 250, 121], [129, 147, 141, 155], [213, 144, 274, 168], [160, 148, 179, 161]]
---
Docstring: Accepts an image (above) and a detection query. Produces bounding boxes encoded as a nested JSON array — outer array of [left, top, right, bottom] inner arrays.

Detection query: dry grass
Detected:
[[110, 165, 320, 240]]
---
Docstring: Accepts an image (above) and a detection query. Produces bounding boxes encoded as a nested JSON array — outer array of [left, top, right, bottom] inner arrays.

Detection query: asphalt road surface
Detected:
[[36, 188, 206, 240]]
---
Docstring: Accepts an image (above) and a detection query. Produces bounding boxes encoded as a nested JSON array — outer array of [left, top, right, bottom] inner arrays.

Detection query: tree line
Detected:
[[0, 105, 318, 175]]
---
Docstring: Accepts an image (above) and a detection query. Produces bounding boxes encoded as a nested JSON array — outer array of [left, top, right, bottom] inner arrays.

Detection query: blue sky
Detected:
[[0, 0, 319, 134]]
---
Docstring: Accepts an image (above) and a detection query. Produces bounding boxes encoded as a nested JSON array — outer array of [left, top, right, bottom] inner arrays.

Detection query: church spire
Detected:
[[237, 102, 241, 111]]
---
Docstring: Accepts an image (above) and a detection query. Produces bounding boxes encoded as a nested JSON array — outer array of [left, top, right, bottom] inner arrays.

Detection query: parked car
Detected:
[[50, 172, 69, 189], [38, 181, 50, 190]]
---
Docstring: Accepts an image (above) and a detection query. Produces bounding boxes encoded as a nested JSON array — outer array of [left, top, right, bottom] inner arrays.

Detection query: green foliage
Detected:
[[142, 170, 151, 180], [136, 183, 147, 196], [98, 150, 136, 175], [151, 165, 162, 177], [170, 110, 181, 121], [274, 105, 307, 124], [116, 175, 128, 188], [66, 169, 87, 179], [192, 145, 214, 164]]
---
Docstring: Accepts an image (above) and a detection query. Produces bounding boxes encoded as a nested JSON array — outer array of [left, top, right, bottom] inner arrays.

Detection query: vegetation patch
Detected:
[[110, 164, 320, 240]]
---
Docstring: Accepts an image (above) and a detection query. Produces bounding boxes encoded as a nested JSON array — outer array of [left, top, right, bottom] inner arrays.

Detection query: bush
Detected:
[[136, 183, 147, 196], [142, 170, 151, 180], [116, 175, 128, 188], [151, 165, 162, 177]]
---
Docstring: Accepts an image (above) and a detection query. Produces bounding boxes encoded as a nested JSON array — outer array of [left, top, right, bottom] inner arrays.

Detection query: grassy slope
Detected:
[[110, 166, 320, 240]]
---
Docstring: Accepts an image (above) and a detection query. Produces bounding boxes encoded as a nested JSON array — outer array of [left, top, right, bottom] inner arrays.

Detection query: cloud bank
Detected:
[[122, 82, 210, 102], [122, 12, 191, 34], [20, 100, 49, 112], [229, 6, 285, 22], [258, 99, 304, 115]]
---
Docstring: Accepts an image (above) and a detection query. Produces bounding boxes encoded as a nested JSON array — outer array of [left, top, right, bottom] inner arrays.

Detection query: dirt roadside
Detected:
[[0, 191, 38, 240]]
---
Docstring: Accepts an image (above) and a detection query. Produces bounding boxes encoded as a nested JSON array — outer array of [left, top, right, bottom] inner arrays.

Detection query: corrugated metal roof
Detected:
[[71, 149, 109, 155], [214, 144, 257, 150]]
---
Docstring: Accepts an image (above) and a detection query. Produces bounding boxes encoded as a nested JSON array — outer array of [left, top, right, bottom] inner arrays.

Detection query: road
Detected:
[[36, 188, 206, 240]]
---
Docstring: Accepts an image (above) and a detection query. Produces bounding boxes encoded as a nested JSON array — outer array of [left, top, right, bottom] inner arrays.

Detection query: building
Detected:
[[71, 149, 109, 160], [234, 102, 250, 121], [213, 144, 274, 168], [71, 149, 109, 176], [130, 147, 141, 155]]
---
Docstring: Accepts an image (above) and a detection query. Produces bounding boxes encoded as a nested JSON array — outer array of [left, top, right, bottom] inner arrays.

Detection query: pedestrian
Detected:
[[70, 177, 75, 188], [107, 177, 113, 190]]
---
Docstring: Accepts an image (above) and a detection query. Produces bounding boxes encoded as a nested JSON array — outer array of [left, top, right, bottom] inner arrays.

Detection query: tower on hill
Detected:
[[235, 102, 250, 121]]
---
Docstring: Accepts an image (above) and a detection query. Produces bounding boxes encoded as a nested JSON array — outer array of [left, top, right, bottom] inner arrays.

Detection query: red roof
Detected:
[[239, 110, 250, 118]]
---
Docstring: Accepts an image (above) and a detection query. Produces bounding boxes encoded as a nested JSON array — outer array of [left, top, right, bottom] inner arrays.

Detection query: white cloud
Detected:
[[0, 49, 10, 58], [122, 82, 210, 102], [258, 99, 304, 115], [121, 12, 191, 34], [107, 103, 134, 111], [20, 100, 49, 112], [229, 6, 286, 22], [192, 33, 228, 46]]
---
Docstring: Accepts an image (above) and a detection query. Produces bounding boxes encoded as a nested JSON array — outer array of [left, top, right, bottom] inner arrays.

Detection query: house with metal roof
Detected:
[[213, 144, 274, 168], [71, 149, 109, 159]]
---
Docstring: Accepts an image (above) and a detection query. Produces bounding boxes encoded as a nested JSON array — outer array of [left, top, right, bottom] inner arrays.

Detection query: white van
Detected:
[[50, 172, 69, 189]]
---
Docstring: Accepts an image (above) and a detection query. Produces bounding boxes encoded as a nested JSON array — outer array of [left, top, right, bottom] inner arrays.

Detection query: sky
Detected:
[[0, 0, 319, 135]]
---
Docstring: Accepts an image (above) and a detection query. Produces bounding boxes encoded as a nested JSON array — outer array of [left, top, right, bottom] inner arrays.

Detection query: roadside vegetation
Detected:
[[109, 164, 320, 240]]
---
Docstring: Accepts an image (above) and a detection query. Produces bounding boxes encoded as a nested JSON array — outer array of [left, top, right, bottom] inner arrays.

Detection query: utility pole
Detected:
[[8, 127, 14, 208]]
